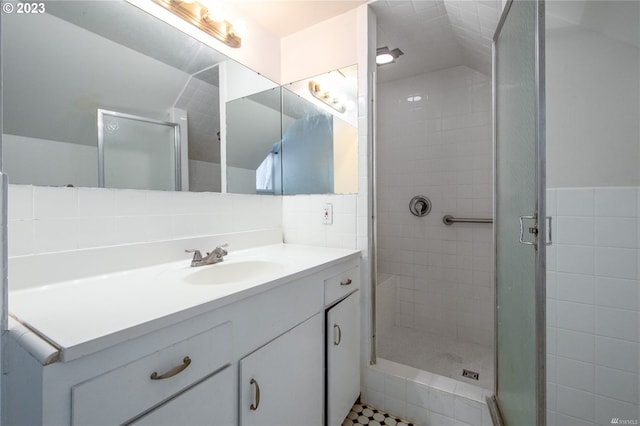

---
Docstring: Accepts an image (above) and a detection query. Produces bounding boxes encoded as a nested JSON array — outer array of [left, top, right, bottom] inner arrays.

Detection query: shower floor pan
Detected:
[[377, 324, 493, 390]]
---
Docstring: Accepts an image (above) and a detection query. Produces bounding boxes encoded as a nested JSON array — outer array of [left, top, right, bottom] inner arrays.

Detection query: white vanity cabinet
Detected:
[[239, 313, 324, 426], [325, 267, 361, 426], [6, 245, 361, 426]]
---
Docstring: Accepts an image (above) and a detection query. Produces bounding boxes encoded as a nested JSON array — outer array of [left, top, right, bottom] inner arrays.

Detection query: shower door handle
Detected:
[[519, 215, 552, 247], [545, 216, 552, 246], [518, 215, 537, 246]]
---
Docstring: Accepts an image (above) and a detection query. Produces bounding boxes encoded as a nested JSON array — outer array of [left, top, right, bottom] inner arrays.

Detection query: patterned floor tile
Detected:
[[342, 403, 417, 426]]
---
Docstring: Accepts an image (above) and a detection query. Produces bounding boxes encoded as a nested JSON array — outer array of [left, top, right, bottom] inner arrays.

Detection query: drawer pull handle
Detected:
[[150, 356, 191, 380], [340, 278, 352, 286], [250, 378, 261, 411], [334, 324, 342, 345]]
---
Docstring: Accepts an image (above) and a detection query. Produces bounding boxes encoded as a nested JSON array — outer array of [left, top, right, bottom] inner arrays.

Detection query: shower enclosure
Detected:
[[375, 66, 495, 389], [371, 0, 639, 424], [373, 0, 498, 392]]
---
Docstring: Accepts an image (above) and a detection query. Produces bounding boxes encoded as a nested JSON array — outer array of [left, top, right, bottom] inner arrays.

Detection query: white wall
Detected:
[[545, 3, 640, 423], [280, 9, 358, 84], [546, 187, 640, 425], [376, 65, 493, 346], [546, 11, 640, 187], [282, 194, 358, 249]]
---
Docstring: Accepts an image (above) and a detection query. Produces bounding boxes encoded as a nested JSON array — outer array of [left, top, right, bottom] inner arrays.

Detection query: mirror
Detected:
[[2, 1, 357, 195], [225, 65, 359, 195], [1, 0, 275, 193], [226, 87, 282, 195]]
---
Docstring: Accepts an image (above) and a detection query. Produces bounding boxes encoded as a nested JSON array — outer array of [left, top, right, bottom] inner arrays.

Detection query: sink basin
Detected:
[[183, 260, 286, 285]]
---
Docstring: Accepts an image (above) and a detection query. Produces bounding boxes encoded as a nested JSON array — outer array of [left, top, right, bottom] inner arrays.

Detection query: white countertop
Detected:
[[9, 244, 359, 362]]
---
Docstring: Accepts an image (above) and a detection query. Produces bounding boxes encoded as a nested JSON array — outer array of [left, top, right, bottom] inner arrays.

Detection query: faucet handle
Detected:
[[185, 249, 202, 262], [213, 243, 228, 256]]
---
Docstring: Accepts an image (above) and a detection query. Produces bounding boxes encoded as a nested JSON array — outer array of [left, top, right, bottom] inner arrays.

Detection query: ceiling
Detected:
[[229, 0, 500, 82], [371, 0, 502, 82], [232, 0, 368, 37]]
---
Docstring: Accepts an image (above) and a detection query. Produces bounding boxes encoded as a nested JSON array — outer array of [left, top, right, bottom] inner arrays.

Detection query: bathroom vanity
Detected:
[[5, 237, 360, 425]]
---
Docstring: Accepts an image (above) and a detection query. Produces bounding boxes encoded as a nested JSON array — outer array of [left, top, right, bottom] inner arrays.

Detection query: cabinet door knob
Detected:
[[334, 324, 342, 346], [340, 278, 352, 286], [150, 356, 191, 380], [250, 378, 261, 411]]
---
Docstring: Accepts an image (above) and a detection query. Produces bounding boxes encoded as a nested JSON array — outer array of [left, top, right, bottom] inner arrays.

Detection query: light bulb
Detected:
[[376, 53, 394, 65], [231, 20, 247, 37]]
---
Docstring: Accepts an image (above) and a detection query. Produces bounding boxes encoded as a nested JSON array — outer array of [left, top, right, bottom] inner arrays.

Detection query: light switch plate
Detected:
[[322, 203, 333, 225]]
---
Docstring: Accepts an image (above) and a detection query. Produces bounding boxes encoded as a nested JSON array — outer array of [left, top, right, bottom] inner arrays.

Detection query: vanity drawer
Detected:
[[324, 265, 359, 306], [71, 321, 232, 426]]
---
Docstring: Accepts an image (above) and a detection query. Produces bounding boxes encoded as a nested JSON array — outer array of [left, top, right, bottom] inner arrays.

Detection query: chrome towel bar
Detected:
[[442, 215, 493, 225]]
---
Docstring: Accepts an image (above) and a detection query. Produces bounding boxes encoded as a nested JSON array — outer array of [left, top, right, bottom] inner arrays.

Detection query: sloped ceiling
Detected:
[[371, 0, 502, 82]]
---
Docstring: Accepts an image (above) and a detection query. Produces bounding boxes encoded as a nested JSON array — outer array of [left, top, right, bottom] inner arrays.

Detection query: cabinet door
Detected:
[[129, 366, 234, 426], [239, 313, 323, 426], [327, 291, 360, 426]]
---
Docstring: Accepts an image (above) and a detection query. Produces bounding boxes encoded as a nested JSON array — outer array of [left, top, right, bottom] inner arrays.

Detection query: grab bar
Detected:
[[442, 214, 493, 225]]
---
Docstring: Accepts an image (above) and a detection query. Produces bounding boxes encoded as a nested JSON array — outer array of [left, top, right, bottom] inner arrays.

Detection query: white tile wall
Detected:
[[281, 194, 358, 250], [7, 185, 282, 258], [547, 187, 640, 425], [376, 65, 493, 346], [361, 360, 492, 426]]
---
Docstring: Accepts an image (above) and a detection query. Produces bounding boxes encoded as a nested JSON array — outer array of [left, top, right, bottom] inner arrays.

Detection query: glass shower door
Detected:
[[98, 109, 181, 191], [493, 0, 546, 424]]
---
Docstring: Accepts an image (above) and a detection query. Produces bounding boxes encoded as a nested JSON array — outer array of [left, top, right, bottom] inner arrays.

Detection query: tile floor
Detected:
[[377, 324, 493, 390], [342, 403, 416, 426]]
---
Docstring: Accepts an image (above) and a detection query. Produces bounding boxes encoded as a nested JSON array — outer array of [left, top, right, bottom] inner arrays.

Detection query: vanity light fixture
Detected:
[[376, 46, 403, 65], [152, 0, 242, 48], [308, 81, 347, 114]]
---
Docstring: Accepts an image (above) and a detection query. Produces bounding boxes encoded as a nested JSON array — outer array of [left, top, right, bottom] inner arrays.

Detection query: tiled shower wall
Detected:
[[376, 65, 493, 345], [546, 187, 640, 425]]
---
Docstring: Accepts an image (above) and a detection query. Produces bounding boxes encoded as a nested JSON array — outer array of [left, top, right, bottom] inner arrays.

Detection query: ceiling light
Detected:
[[376, 46, 404, 66], [376, 53, 394, 65], [152, 0, 242, 48]]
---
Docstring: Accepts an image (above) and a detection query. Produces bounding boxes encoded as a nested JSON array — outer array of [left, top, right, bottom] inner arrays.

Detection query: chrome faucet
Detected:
[[185, 244, 228, 267]]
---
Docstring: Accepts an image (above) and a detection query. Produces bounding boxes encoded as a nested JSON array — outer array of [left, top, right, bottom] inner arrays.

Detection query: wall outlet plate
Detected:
[[322, 203, 333, 225]]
